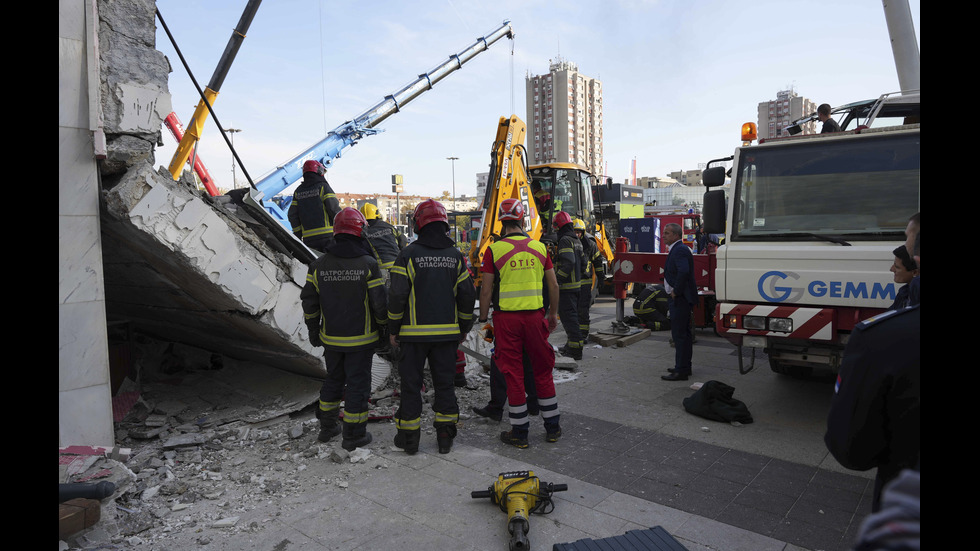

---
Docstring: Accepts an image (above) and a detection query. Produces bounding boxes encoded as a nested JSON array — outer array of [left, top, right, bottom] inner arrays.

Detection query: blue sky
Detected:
[[154, 0, 920, 199]]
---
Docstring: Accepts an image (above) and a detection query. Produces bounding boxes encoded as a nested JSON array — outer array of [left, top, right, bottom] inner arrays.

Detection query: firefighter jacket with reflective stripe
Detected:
[[363, 219, 403, 269], [555, 226, 584, 291], [301, 239, 387, 351], [487, 235, 550, 311], [387, 233, 476, 342], [633, 284, 668, 316], [287, 173, 341, 243], [580, 233, 603, 286]]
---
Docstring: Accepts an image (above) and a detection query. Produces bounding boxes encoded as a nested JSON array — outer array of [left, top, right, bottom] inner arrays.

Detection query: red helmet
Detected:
[[553, 211, 572, 229], [413, 199, 448, 231], [302, 160, 325, 174], [498, 198, 524, 221], [333, 207, 367, 237]]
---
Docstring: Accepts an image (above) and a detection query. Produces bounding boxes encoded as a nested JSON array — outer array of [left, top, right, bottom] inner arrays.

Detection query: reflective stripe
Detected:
[[319, 400, 340, 412], [388, 311, 404, 321], [435, 412, 459, 423], [559, 282, 579, 290], [399, 324, 460, 337], [381, 260, 395, 269], [367, 278, 384, 289], [390, 265, 408, 277], [343, 410, 369, 424], [395, 417, 421, 430], [320, 331, 378, 347]]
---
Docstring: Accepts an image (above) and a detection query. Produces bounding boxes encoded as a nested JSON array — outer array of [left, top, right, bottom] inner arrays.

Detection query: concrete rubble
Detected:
[[58, 329, 510, 550]]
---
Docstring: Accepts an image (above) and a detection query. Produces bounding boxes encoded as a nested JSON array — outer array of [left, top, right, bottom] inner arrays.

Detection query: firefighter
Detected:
[[479, 198, 561, 448], [287, 160, 342, 253], [553, 211, 584, 360], [360, 202, 406, 283], [301, 207, 387, 451], [633, 284, 671, 330], [573, 218, 603, 340], [387, 199, 476, 455]]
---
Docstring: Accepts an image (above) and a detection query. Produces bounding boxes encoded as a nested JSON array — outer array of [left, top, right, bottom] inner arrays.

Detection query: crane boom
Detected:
[[252, 20, 515, 227]]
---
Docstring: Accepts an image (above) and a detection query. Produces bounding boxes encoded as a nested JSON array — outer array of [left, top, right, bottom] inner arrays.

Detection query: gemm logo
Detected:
[[758, 271, 896, 303]]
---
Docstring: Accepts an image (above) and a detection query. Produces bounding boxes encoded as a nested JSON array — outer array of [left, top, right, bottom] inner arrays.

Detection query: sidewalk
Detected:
[[62, 298, 873, 551]]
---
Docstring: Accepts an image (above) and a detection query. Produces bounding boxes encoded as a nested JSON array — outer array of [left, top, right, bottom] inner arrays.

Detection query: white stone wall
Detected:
[[59, 0, 114, 447]]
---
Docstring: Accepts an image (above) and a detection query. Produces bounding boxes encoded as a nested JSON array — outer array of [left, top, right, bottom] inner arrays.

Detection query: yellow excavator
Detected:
[[470, 115, 615, 291]]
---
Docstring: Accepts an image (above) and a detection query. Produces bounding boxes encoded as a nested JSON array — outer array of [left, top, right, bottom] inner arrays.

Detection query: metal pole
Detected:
[[225, 128, 242, 187], [447, 156, 458, 241]]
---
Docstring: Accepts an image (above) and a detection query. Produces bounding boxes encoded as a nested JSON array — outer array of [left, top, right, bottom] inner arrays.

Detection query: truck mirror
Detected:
[[605, 177, 613, 190], [703, 166, 726, 188], [702, 189, 726, 234]]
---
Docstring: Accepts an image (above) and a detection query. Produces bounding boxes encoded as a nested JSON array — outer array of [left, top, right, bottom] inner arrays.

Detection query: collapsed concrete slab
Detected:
[[100, 162, 324, 378]]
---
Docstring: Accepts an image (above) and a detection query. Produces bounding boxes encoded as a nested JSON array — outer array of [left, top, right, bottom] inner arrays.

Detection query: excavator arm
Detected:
[[470, 115, 541, 287]]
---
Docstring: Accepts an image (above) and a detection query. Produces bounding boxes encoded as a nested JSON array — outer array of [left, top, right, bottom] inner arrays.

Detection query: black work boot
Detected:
[[472, 405, 502, 422], [316, 409, 341, 443], [500, 429, 529, 449], [341, 422, 373, 451], [454, 372, 467, 387], [393, 429, 420, 455], [435, 423, 457, 454]]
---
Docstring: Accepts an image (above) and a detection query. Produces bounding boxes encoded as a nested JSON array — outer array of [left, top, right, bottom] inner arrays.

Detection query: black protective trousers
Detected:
[[397, 340, 459, 429], [558, 290, 582, 348], [319, 348, 373, 423]]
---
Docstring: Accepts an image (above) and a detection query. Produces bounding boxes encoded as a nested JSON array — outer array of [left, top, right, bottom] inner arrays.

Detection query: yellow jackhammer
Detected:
[[471, 470, 568, 550]]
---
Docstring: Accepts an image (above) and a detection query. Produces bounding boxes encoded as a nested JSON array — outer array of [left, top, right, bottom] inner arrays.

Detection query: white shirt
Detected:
[[664, 240, 677, 295]]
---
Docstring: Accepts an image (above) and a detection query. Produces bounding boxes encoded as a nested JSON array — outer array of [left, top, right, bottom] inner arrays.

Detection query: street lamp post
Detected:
[[447, 156, 458, 242], [224, 128, 242, 188]]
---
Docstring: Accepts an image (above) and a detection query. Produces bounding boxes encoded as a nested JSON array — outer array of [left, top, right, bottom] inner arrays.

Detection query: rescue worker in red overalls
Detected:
[[478, 198, 562, 448], [301, 208, 387, 451]]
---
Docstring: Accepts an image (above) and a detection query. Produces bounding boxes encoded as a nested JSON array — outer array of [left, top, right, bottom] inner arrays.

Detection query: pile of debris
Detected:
[[58, 329, 503, 549]]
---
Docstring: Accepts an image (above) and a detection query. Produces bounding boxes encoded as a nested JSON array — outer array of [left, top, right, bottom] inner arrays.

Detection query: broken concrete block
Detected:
[[161, 433, 207, 449], [287, 424, 304, 439], [349, 448, 372, 463], [329, 448, 350, 464], [211, 516, 240, 528]]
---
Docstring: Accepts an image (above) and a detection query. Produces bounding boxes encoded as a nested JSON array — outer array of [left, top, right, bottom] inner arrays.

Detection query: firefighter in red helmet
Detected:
[[301, 207, 387, 451], [552, 211, 585, 360], [387, 199, 476, 455], [288, 159, 342, 253], [479, 198, 562, 448]]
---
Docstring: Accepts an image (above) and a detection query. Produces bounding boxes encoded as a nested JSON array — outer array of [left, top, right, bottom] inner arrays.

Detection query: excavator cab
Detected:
[[529, 163, 597, 244]]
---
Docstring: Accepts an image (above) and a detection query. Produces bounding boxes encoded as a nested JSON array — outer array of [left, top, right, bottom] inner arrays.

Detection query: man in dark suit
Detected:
[[661, 223, 698, 381]]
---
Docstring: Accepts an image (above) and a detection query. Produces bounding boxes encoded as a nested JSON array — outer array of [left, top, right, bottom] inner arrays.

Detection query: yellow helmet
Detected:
[[360, 203, 379, 220], [572, 218, 587, 232]]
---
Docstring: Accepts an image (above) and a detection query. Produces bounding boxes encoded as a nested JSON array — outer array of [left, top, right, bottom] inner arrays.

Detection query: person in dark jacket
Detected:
[[633, 284, 671, 330], [360, 202, 405, 278], [888, 244, 918, 310], [824, 304, 920, 512], [553, 211, 584, 360], [817, 103, 841, 133], [661, 223, 698, 381], [573, 218, 603, 340], [301, 207, 387, 451], [288, 160, 342, 253], [387, 199, 476, 455]]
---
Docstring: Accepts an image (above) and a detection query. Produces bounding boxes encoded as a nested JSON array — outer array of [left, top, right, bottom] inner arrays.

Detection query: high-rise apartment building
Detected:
[[758, 89, 817, 139], [525, 57, 603, 176]]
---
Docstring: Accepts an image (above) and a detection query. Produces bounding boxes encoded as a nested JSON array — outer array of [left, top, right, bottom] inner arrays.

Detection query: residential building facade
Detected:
[[525, 57, 604, 176], [758, 88, 817, 139]]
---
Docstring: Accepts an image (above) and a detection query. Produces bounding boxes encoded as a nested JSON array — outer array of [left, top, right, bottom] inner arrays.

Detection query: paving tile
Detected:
[[581, 466, 639, 493], [786, 495, 858, 531], [602, 454, 658, 478], [733, 486, 800, 517], [702, 461, 762, 485], [811, 468, 871, 494], [685, 473, 744, 501], [561, 444, 624, 467], [640, 463, 700, 487], [668, 487, 729, 518], [714, 503, 784, 537], [749, 470, 811, 499], [798, 480, 864, 513], [716, 448, 772, 470], [771, 518, 851, 551], [621, 475, 684, 506]]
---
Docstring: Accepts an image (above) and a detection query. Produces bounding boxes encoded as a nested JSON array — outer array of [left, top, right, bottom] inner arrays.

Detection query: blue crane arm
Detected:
[[253, 19, 514, 227]]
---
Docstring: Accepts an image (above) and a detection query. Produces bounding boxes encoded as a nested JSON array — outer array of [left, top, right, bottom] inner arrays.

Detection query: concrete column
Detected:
[[59, 0, 114, 447]]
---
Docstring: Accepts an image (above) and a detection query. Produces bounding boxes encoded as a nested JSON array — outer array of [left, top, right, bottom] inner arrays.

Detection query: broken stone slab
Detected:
[[554, 357, 578, 371], [287, 425, 304, 439], [161, 433, 208, 450], [211, 516, 240, 528], [349, 448, 372, 463], [329, 448, 350, 464], [144, 414, 168, 427]]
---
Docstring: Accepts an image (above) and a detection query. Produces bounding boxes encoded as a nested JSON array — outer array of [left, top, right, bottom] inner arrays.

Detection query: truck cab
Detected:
[[703, 93, 919, 376]]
